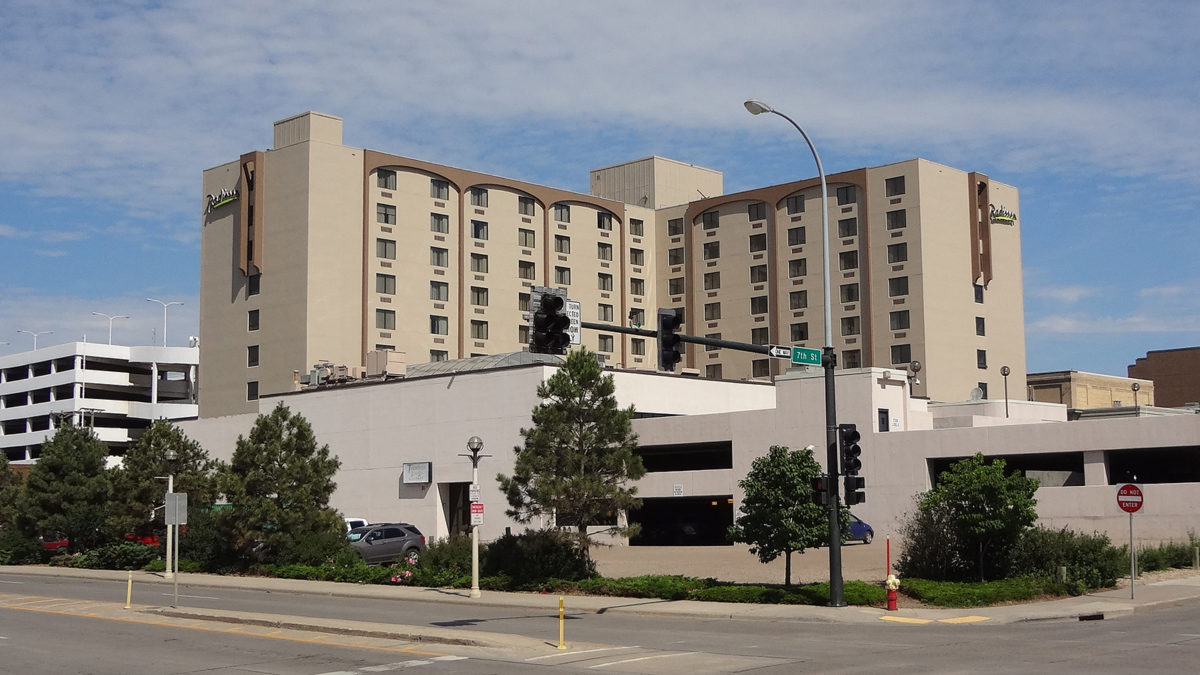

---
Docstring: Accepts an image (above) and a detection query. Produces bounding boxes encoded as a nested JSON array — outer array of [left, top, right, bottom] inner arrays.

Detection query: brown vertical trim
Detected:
[[238, 151, 264, 276], [853, 169, 872, 368], [968, 172, 991, 286], [361, 162, 372, 363]]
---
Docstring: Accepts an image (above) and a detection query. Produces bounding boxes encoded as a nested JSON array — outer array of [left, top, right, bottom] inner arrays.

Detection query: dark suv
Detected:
[[348, 523, 426, 565]]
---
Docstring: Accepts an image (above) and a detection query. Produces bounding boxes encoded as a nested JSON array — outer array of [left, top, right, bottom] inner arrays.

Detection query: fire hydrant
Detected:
[[885, 574, 900, 611]]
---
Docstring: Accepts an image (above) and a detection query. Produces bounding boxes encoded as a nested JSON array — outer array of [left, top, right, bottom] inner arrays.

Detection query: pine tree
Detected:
[[20, 424, 111, 552], [497, 349, 645, 557], [109, 419, 220, 536], [0, 453, 23, 531]]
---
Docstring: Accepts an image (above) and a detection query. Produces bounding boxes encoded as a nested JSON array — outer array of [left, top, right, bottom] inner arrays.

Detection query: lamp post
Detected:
[[907, 360, 922, 397], [163, 448, 178, 580], [1131, 381, 1140, 409], [91, 312, 130, 345], [1000, 365, 1011, 418], [17, 329, 53, 350], [146, 298, 183, 347], [460, 436, 491, 599], [745, 99, 846, 607]]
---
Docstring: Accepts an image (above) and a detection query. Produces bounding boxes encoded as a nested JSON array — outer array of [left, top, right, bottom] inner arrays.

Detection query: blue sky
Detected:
[[1, 1, 1197, 377]]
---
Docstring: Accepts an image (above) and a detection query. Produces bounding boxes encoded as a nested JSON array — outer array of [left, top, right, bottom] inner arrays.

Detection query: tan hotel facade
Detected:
[[200, 112, 1025, 417]]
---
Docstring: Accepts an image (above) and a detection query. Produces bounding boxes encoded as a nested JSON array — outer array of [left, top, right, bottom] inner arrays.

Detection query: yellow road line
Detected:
[[879, 616, 933, 624], [938, 616, 990, 624]]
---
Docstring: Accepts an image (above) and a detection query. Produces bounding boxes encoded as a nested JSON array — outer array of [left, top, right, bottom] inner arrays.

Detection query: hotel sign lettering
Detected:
[[205, 187, 240, 214], [989, 203, 1017, 225]]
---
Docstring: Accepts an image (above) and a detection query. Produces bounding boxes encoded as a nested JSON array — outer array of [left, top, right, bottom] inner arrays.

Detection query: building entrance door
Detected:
[[446, 482, 471, 537]]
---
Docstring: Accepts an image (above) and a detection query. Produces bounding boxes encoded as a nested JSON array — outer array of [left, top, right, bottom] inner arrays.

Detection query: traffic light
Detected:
[[838, 423, 862, 475], [844, 475, 866, 506], [810, 475, 829, 506], [656, 307, 683, 371], [529, 288, 571, 355]]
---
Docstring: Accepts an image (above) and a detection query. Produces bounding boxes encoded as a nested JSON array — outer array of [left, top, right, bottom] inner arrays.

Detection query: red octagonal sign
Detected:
[[1117, 483, 1144, 513]]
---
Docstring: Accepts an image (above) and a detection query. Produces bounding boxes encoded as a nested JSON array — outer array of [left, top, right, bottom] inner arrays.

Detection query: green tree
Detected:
[[0, 453, 23, 531], [108, 420, 221, 537], [497, 349, 646, 559], [20, 424, 111, 552], [218, 403, 343, 562], [728, 445, 847, 586]]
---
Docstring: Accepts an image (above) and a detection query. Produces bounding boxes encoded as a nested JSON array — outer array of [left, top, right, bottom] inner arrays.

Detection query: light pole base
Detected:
[[469, 588, 481, 598]]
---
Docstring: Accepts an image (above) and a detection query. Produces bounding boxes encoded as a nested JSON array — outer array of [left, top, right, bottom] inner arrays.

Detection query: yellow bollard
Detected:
[[557, 596, 567, 650], [124, 570, 132, 609]]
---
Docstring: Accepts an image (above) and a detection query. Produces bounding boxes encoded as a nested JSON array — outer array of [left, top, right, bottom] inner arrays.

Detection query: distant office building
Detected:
[[1129, 347, 1200, 407], [0, 343, 198, 462], [200, 112, 1025, 416], [1027, 370, 1155, 409]]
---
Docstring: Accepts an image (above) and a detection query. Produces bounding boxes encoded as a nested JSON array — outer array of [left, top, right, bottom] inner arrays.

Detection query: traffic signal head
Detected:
[[838, 423, 862, 475], [810, 475, 829, 507], [530, 289, 571, 355], [656, 307, 683, 371], [844, 475, 865, 506]]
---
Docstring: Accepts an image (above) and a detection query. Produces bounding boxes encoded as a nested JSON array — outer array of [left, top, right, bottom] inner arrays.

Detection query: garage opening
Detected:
[[629, 495, 734, 546]]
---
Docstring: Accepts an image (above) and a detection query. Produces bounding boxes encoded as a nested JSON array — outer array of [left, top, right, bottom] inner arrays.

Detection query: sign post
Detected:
[[1117, 483, 1143, 598]]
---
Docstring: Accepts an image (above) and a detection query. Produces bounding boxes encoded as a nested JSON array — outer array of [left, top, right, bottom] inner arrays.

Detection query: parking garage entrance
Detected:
[[629, 495, 734, 546]]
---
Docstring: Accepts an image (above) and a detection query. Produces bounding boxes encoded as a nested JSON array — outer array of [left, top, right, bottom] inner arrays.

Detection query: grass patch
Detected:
[[900, 576, 1066, 607]]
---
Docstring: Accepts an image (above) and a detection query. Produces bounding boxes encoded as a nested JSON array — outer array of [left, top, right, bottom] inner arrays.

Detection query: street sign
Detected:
[[566, 300, 582, 345], [792, 346, 822, 366], [767, 345, 792, 359], [469, 483, 481, 502], [165, 492, 188, 526], [1117, 483, 1143, 513], [470, 502, 484, 526]]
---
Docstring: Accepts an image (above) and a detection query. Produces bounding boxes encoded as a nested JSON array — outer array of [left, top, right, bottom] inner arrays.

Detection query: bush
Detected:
[[570, 575, 715, 600], [895, 501, 970, 581], [177, 508, 240, 573], [0, 530, 43, 565], [1137, 536, 1199, 572], [482, 529, 595, 589], [69, 542, 159, 570], [410, 534, 473, 587], [1011, 526, 1124, 590], [276, 530, 358, 567], [901, 576, 1053, 607]]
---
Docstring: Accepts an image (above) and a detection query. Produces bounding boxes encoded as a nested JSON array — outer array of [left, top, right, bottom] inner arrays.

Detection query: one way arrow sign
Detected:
[[768, 345, 792, 359]]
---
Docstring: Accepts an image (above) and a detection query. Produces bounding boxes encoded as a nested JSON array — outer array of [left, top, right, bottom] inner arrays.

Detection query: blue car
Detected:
[[846, 515, 874, 544]]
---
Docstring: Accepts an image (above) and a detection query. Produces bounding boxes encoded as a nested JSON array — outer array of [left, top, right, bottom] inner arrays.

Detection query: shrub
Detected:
[[276, 530, 358, 567], [895, 501, 970, 581], [482, 529, 595, 589], [570, 575, 715, 600], [411, 534, 473, 587], [177, 508, 240, 573], [0, 530, 43, 565], [1011, 526, 1124, 590], [901, 576, 1052, 607], [1137, 537, 1198, 572], [70, 542, 159, 570]]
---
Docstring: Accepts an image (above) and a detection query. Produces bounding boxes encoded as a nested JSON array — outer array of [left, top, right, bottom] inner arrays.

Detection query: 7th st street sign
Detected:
[[769, 345, 822, 366]]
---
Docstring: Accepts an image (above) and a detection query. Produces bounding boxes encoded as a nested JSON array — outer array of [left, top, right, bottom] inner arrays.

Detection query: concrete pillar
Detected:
[[1082, 450, 1108, 486]]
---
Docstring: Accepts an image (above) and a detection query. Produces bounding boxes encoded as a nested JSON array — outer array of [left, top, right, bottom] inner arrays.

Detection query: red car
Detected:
[[40, 534, 69, 552]]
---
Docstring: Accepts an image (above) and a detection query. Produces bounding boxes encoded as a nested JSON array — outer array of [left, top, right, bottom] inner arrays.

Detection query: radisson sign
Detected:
[[989, 203, 1017, 225], [205, 187, 240, 215]]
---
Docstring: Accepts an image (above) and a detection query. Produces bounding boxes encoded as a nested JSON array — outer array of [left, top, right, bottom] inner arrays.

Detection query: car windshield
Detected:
[[347, 527, 370, 542]]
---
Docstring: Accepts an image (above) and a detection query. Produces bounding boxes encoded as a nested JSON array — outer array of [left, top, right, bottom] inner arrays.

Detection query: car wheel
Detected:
[[403, 549, 420, 565], [862, 531, 874, 545]]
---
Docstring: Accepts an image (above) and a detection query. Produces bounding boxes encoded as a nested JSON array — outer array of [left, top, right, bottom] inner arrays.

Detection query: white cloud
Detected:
[[33, 249, 68, 257], [1030, 285, 1100, 303], [0, 224, 26, 238]]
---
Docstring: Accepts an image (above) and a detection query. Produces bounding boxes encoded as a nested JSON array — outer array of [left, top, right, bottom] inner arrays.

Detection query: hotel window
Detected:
[[518, 260, 536, 279], [748, 202, 766, 221], [891, 344, 911, 365], [518, 325, 530, 343], [470, 253, 488, 273], [750, 265, 767, 283], [247, 309, 260, 331], [752, 359, 771, 378], [518, 196, 536, 216], [471, 220, 488, 240], [631, 338, 646, 355], [430, 213, 449, 233], [840, 283, 859, 303], [706, 364, 723, 379], [248, 274, 261, 296], [837, 217, 857, 238], [597, 212, 613, 230], [598, 273, 613, 291], [376, 309, 396, 330], [629, 218, 644, 236], [629, 307, 645, 326], [978, 382, 989, 398], [377, 169, 396, 190], [704, 271, 721, 290], [789, 259, 807, 278], [705, 333, 721, 351], [518, 228, 535, 247], [598, 304, 614, 322], [430, 349, 448, 362], [667, 218, 684, 236], [377, 204, 396, 225], [841, 316, 861, 336], [886, 209, 907, 230], [597, 243, 613, 261], [247, 345, 259, 367], [430, 281, 448, 301], [885, 175, 906, 197], [703, 242, 720, 260], [843, 349, 862, 368], [750, 295, 768, 315], [839, 251, 858, 271], [430, 179, 450, 200], [786, 194, 805, 214], [630, 248, 645, 266], [430, 247, 449, 267], [470, 286, 488, 306], [470, 320, 489, 340], [976, 316, 986, 336], [668, 247, 685, 265], [375, 344, 395, 352], [790, 290, 808, 309], [555, 235, 571, 254], [701, 211, 719, 229], [376, 273, 396, 295], [704, 302, 721, 320], [630, 278, 645, 296], [836, 185, 856, 205], [518, 292, 531, 311], [889, 276, 909, 296], [554, 203, 571, 222], [377, 238, 397, 260], [888, 242, 908, 263], [749, 233, 767, 252], [668, 277, 684, 295], [247, 381, 259, 401], [598, 335, 614, 352], [470, 187, 488, 207], [751, 327, 769, 345], [788, 226, 806, 246], [430, 315, 449, 335], [791, 322, 809, 342], [891, 310, 910, 331], [555, 266, 571, 285], [977, 349, 988, 369], [974, 284, 985, 303]]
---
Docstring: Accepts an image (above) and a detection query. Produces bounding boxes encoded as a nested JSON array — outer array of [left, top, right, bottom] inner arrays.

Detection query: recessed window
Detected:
[[630, 248, 645, 266], [555, 266, 571, 285], [891, 310, 910, 331], [597, 212, 613, 230], [471, 220, 488, 240], [430, 350, 448, 362], [786, 195, 805, 214], [704, 271, 721, 290], [840, 283, 859, 303], [247, 274, 261, 296], [891, 344, 911, 365], [836, 185, 856, 205], [518, 260, 535, 280], [554, 204, 571, 222], [518, 292, 531, 311], [705, 332, 721, 351], [750, 265, 767, 283], [377, 203, 396, 225], [788, 226, 806, 246], [377, 169, 397, 190], [789, 259, 807, 278], [555, 235, 571, 254], [668, 277, 684, 295], [885, 176, 905, 197], [706, 364, 723, 378], [597, 243, 613, 261], [888, 242, 908, 263], [751, 327, 769, 345], [703, 242, 720, 260], [631, 338, 646, 355], [598, 335, 614, 352], [977, 349, 988, 369], [430, 247, 449, 267], [791, 322, 809, 341], [470, 286, 488, 306], [470, 253, 488, 273], [748, 202, 766, 221], [430, 213, 449, 233], [518, 228, 535, 248], [470, 320, 489, 340], [375, 344, 395, 352], [247, 345, 259, 367], [376, 309, 396, 330], [430, 179, 450, 200], [630, 278, 645, 296], [247, 381, 259, 401], [518, 196, 536, 216], [976, 316, 986, 336], [843, 349, 862, 369], [750, 296, 768, 314], [248, 309, 260, 331], [430, 281, 449, 301], [752, 359, 771, 378], [837, 217, 857, 238], [376, 274, 396, 295], [377, 238, 397, 260], [889, 276, 909, 296], [839, 251, 858, 271], [704, 302, 721, 320], [629, 307, 645, 326], [598, 273, 613, 291], [629, 218, 644, 236], [749, 233, 767, 252], [974, 284, 985, 303], [598, 303, 614, 322], [430, 315, 449, 335], [790, 290, 808, 309], [518, 325, 530, 343], [470, 187, 488, 207], [886, 209, 907, 230], [841, 316, 861, 336], [667, 218, 684, 236], [701, 211, 719, 229], [668, 247, 685, 265]]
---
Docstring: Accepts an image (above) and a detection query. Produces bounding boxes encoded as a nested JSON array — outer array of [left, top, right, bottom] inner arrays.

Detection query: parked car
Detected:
[[846, 514, 874, 544], [40, 533, 69, 552], [344, 517, 369, 531], [347, 523, 426, 565]]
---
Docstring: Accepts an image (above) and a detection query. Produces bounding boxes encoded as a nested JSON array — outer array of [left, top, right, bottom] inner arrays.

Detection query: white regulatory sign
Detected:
[[566, 300, 582, 345], [469, 483, 481, 503], [767, 345, 792, 359]]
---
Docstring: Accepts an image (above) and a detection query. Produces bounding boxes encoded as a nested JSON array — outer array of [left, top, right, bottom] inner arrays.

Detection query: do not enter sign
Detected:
[[1117, 483, 1144, 513]]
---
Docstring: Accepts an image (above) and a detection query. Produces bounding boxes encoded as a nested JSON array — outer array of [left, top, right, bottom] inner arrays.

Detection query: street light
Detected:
[[146, 298, 183, 347], [164, 448, 178, 580], [460, 436, 490, 599], [745, 99, 846, 606], [17, 329, 53, 350], [91, 312, 130, 345], [1001, 365, 1011, 418], [1131, 381, 1140, 408]]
